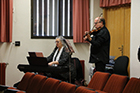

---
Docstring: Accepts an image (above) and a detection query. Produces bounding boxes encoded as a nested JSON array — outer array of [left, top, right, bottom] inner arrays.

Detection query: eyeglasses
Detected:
[[55, 41, 59, 43], [94, 22, 99, 25], [94, 21, 101, 25]]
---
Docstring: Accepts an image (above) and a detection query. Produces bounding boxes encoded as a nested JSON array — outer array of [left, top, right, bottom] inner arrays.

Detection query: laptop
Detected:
[[28, 52, 44, 57], [27, 57, 48, 66]]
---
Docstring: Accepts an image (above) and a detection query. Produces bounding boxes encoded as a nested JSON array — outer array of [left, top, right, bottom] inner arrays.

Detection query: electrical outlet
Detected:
[[15, 41, 20, 46]]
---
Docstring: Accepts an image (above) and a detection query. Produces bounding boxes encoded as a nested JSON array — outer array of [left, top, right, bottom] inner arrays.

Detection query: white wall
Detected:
[[0, 0, 102, 86], [90, 0, 103, 29], [2, 0, 140, 86], [130, 0, 140, 77]]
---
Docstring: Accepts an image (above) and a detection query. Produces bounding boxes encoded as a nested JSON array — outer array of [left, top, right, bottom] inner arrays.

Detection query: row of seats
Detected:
[[85, 71, 140, 93], [0, 72, 94, 93], [0, 71, 140, 93]]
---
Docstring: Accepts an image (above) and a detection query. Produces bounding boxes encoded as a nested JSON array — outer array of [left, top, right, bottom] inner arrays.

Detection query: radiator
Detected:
[[0, 63, 7, 85]]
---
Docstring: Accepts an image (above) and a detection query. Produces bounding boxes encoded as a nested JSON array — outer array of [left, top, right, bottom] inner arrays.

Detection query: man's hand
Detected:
[[83, 31, 92, 41]]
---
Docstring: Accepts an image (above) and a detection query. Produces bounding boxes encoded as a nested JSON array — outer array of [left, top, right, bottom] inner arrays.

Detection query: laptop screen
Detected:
[[28, 52, 44, 57]]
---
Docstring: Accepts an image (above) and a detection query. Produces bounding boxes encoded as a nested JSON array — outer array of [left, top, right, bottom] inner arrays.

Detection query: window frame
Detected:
[[31, 0, 73, 39]]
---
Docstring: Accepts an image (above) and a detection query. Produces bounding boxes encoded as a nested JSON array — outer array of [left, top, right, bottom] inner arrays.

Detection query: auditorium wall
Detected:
[[0, 0, 102, 86], [1, 0, 140, 86]]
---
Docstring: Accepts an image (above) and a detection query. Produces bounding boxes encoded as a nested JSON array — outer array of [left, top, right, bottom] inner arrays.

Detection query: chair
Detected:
[[54, 81, 76, 93], [87, 71, 110, 90], [122, 77, 140, 93], [96, 74, 128, 93], [4, 89, 25, 93], [25, 74, 47, 93], [16, 72, 35, 91], [0, 72, 35, 92], [4, 74, 47, 93], [72, 57, 84, 85], [39, 78, 60, 93], [113, 56, 129, 76], [74, 87, 97, 93]]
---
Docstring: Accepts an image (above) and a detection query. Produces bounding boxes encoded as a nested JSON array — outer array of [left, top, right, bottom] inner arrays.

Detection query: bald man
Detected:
[[84, 17, 110, 72]]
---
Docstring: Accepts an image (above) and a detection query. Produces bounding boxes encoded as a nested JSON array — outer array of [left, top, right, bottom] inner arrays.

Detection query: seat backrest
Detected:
[[74, 87, 97, 93], [113, 56, 129, 76], [17, 72, 35, 91], [72, 57, 84, 80], [16, 91, 25, 93], [39, 77, 60, 93], [88, 71, 110, 90], [72, 57, 84, 85], [54, 81, 76, 93], [103, 74, 128, 93], [80, 60, 85, 79], [26, 74, 46, 93], [122, 77, 140, 93]]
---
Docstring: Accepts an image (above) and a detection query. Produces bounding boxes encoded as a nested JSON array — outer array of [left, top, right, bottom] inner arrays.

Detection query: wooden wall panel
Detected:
[[103, 5, 130, 76]]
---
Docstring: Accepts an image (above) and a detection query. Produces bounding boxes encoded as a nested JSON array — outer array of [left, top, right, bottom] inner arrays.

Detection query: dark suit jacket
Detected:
[[87, 26, 110, 64]]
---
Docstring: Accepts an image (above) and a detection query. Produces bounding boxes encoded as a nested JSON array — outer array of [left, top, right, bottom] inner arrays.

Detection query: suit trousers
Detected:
[[95, 61, 105, 72]]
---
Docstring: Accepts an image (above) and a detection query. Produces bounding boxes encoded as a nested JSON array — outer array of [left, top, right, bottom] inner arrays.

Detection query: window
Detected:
[[31, 0, 73, 39]]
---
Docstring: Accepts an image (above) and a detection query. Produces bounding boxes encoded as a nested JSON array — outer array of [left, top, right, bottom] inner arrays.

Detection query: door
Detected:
[[103, 5, 130, 75]]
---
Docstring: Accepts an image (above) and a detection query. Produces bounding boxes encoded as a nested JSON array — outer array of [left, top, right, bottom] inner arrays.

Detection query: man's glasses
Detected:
[[94, 22, 98, 25], [94, 21, 101, 25]]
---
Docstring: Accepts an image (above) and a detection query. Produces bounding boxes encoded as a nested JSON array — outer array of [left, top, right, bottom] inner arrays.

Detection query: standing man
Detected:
[[84, 17, 110, 72]]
